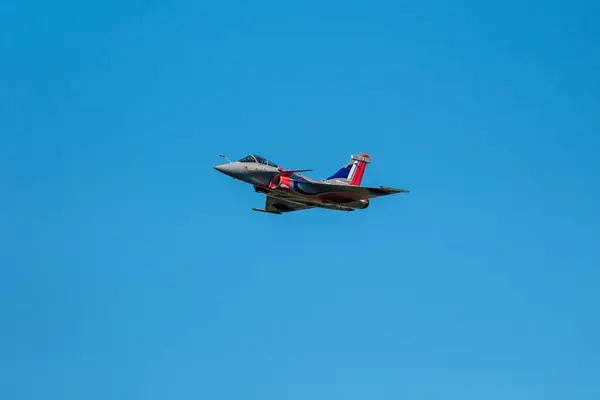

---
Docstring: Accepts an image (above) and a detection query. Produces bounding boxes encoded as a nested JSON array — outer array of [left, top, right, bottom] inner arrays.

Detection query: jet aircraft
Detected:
[[213, 152, 409, 214]]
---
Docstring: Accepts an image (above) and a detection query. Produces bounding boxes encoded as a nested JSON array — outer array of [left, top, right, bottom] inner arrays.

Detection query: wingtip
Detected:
[[380, 186, 410, 194], [252, 208, 282, 215]]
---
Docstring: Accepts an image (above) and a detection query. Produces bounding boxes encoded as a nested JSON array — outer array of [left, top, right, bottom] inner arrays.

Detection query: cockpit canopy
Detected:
[[238, 154, 279, 168]]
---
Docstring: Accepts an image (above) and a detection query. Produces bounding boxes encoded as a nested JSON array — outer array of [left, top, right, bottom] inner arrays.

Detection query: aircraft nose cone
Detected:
[[214, 163, 235, 177]]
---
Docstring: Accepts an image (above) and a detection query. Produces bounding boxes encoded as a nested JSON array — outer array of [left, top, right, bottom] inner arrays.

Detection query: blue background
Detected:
[[2, 1, 599, 399]]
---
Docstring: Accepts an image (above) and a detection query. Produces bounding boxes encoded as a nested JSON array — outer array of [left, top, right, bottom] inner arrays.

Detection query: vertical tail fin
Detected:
[[349, 153, 369, 186], [326, 153, 371, 186]]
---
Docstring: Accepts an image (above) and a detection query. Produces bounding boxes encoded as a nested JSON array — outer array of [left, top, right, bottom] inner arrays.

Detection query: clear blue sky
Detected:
[[1, 1, 599, 399]]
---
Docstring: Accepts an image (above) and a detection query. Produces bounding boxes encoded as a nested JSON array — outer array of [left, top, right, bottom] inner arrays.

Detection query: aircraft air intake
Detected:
[[269, 175, 292, 191]]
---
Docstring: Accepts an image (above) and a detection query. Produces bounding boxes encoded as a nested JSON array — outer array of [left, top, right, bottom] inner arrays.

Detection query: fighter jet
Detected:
[[213, 152, 409, 214]]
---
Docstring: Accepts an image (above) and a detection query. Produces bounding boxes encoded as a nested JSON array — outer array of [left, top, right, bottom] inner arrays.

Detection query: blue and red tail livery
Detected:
[[326, 152, 370, 186], [214, 152, 408, 214]]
